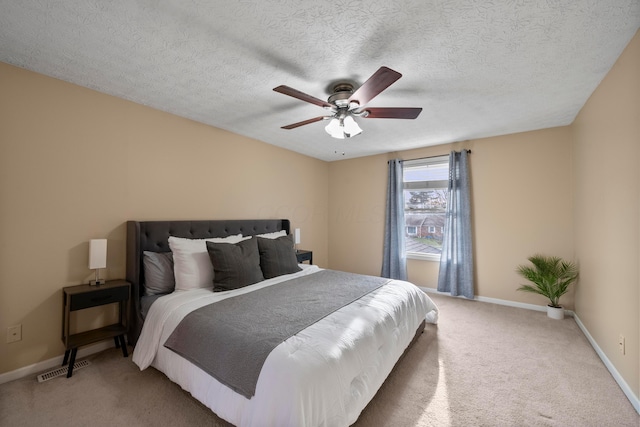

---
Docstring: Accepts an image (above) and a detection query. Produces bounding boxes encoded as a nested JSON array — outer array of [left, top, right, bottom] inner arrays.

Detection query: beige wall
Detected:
[[329, 128, 574, 306], [572, 31, 639, 398], [0, 63, 329, 374]]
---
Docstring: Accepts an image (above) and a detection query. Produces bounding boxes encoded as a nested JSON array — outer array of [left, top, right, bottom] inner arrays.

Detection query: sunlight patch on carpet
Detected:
[[420, 357, 451, 426]]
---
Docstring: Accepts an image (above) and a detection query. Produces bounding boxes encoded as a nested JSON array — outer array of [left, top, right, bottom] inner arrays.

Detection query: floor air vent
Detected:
[[37, 360, 91, 383]]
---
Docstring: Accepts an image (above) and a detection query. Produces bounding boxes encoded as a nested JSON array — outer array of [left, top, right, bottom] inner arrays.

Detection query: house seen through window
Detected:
[[403, 155, 449, 260]]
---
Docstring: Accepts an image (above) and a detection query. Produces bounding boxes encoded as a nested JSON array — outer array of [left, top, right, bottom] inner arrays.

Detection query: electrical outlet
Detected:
[[618, 334, 625, 355], [6, 324, 22, 343]]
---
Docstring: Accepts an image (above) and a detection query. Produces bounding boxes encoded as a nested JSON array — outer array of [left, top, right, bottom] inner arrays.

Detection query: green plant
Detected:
[[516, 254, 578, 308]]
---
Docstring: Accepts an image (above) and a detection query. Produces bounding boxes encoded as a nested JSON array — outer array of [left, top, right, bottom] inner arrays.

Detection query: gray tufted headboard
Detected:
[[125, 219, 290, 346]]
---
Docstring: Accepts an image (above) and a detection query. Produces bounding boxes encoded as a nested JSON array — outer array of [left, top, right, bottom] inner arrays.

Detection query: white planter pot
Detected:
[[547, 305, 564, 320]]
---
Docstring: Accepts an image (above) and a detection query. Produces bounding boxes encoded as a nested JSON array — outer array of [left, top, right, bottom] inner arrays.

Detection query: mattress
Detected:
[[132, 265, 438, 427]]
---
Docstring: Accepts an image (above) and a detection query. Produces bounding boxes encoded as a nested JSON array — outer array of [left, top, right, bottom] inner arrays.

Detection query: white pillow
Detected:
[[256, 230, 287, 239], [169, 234, 244, 291]]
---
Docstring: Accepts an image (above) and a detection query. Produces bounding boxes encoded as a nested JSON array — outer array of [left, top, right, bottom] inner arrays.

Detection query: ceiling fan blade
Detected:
[[348, 66, 402, 107], [273, 85, 333, 109], [281, 116, 326, 129], [363, 107, 422, 119]]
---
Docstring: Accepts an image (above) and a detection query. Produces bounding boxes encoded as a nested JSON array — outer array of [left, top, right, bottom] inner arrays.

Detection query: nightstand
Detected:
[[61, 280, 130, 377], [296, 249, 313, 264]]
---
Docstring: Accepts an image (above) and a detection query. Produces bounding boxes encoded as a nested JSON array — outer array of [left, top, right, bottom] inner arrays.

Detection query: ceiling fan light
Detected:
[[342, 115, 363, 137], [325, 118, 344, 139]]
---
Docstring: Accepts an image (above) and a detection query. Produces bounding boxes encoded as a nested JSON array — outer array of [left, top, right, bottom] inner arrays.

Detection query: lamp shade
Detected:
[[342, 115, 363, 137], [294, 228, 301, 245], [325, 118, 344, 139], [89, 239, 107, 269]]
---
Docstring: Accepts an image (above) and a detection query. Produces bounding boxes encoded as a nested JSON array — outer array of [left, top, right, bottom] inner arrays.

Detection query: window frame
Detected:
[[403, 155, 449, 262]]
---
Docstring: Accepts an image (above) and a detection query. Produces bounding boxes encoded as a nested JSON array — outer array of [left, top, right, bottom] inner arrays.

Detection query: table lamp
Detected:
[[89, 239, 107, 286]]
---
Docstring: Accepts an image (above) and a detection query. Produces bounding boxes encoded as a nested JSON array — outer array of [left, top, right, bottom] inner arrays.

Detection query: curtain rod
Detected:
[[394, 149, 471, 163]]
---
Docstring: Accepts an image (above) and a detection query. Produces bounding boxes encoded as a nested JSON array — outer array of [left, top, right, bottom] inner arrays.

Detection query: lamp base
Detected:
[[90, 268, 105, 286]]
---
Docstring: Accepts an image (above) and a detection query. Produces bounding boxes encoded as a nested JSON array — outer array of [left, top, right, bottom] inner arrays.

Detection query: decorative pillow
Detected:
[[169, 234, 244, 291], [257, 234, 302, 279], [256, 230, 287, 239], [142, 251, 175, 296], [206, 237, 264, 292]]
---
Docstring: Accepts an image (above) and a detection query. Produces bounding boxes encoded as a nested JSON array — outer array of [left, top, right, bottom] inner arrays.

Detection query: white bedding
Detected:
[[133, 265, 438, 427]]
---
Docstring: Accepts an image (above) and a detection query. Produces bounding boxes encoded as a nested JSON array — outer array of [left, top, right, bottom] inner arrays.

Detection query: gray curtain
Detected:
[[381, 159, 407, 280], [437, 150, 474, 298]]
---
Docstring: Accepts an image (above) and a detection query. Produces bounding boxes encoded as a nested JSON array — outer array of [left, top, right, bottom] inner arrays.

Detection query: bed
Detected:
[[127, 219, 438, 427]]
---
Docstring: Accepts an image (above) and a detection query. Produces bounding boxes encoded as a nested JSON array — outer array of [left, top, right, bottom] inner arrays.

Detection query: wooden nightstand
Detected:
[[61, 280, 130, 377], [296, 249, 313, 264]]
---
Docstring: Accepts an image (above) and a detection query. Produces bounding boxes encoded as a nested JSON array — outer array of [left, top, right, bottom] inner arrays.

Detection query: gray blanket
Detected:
[[164, 269, 390, 398]]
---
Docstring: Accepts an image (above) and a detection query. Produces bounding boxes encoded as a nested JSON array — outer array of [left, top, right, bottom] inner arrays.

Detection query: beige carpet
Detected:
[[1, 293, 637, 426]]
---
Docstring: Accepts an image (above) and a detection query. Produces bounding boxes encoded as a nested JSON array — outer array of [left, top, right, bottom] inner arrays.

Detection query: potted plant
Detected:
[[516, 254, 578, 319]]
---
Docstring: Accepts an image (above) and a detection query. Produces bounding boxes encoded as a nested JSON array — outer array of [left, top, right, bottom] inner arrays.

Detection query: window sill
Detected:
[[407, 253, 441, 262]]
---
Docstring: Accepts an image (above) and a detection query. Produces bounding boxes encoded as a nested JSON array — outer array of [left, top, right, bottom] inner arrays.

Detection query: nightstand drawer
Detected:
[[69, 286, 128, 311]]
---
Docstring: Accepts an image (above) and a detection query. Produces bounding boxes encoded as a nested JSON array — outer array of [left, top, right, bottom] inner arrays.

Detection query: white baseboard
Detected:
[[0, 341, 113, 385], [573, 313, 640, 414], [421, 287, 558, 313], [421, 287, 639, 414]]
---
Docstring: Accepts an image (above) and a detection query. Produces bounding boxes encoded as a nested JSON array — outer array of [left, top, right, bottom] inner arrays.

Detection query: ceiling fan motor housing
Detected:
[[328, 83, 356, 108]]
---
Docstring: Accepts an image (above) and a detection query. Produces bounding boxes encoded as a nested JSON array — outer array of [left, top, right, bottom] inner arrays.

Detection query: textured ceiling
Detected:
[[1, 1, 638, 161]]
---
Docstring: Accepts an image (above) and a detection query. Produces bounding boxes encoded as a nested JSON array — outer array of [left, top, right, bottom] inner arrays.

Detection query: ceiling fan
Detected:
[[273, 66, 422, 139]]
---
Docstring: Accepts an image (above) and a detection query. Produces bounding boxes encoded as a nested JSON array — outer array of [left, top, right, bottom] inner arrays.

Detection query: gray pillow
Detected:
[[206, 237, 264, 292], [257, 234, 302, 279], [143, 251, 175, 295]]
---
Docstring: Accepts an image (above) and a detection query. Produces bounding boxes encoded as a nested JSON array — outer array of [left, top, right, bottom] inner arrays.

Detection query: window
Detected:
[[403, 155, 449, 260]]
